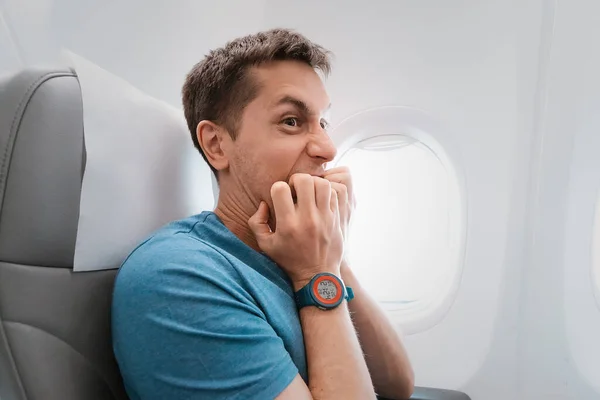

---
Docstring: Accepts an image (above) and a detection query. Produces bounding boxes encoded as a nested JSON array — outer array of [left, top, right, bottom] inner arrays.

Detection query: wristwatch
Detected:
[[294, 272, 354, 310]]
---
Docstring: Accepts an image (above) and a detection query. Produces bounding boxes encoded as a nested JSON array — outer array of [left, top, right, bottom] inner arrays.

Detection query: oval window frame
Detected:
[[330, 106, 468, 334]]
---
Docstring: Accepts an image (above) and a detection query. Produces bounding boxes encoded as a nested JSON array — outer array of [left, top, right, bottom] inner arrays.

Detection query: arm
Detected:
[[278, 298, 376, 400], [341, 260, 415, 399], [250, 175, 377, 400], [296, 284, 375, 399]]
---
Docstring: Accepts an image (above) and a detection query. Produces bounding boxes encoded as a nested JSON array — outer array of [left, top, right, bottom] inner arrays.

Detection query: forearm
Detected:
[[299, 299, 377, 400], [341, 263, 415, 399]]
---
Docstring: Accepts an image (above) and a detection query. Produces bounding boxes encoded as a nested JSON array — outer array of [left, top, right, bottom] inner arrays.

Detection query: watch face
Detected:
[[317, 279, 338, 300], [312, 274, 343, 306]]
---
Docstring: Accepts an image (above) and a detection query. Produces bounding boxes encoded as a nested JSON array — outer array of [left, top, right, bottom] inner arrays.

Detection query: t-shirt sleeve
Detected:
[[112, 236, 300, 400]]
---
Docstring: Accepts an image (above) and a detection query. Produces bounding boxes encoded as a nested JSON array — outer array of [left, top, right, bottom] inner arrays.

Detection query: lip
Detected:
[[284, 169, 326, 183]]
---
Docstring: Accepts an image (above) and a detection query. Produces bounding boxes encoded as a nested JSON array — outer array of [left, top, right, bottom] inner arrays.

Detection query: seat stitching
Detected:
[[0, 318, 28, 399]]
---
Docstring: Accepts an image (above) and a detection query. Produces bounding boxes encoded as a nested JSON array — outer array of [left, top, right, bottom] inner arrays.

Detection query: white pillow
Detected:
[[62, 50, 214, 271]]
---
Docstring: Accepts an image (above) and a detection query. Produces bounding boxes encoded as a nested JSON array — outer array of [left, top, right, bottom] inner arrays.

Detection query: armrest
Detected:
[[377, 386, 471, 400]]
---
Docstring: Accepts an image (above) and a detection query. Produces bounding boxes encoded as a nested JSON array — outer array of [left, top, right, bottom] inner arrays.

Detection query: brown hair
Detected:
[[181, 28, 332, 176]]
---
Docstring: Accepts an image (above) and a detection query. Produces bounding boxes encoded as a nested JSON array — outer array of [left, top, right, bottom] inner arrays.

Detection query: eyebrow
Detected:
[[275, 96, 331, 117]]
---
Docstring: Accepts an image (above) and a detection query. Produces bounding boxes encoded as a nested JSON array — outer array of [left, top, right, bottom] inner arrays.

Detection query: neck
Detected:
[[213, 187, 263, 253]]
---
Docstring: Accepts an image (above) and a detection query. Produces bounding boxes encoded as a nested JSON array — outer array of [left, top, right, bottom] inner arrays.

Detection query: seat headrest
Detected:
[[0, 55, 215, 271], [65, 52, 213, 271], [0, 68, 84, 267]]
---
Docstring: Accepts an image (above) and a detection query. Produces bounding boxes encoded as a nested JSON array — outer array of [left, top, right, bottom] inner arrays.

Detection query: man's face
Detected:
[[224, 60, 337, 221]]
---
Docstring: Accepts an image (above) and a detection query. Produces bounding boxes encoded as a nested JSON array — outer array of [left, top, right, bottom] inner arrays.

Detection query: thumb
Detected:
[[248, 201, 273, 245]]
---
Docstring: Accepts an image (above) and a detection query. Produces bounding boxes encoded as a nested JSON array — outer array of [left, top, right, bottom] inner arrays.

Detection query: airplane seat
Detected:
[[0, 67, 128, 400]]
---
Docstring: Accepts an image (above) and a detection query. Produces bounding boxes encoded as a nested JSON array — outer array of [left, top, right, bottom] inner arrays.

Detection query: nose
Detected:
[[306, 129, 337, 162]]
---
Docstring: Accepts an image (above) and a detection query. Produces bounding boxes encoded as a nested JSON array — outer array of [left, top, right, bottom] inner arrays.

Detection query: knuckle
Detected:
[[314, 177, 330, 189], [271, 181, 288, 194], [305, 215, 320, 231], [295, 173, 312, 183]]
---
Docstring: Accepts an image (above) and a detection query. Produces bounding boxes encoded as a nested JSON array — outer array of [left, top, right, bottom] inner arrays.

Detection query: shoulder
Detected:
[[113, 212, 250, 306]]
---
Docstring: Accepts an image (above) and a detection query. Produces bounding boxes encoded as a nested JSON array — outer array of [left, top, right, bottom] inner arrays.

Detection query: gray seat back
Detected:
[[0, 68, 128, 400]]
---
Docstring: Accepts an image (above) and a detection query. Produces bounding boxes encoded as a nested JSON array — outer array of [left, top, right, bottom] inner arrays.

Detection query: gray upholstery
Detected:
[[0, 68, 128, 400]]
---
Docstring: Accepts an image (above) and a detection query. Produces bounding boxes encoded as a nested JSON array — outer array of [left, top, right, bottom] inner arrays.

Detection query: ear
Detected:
[[196, 120, 230, 172]]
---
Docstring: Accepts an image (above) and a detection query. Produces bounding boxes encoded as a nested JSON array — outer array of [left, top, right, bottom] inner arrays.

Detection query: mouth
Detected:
[[284, 171, 325, 182]]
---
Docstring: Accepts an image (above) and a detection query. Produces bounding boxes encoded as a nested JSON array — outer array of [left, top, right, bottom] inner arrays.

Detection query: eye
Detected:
[[320, 120, 330, 130], [282, 117, 299, 127]]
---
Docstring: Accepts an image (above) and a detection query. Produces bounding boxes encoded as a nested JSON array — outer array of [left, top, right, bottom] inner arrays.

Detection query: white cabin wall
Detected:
[[1, 0, 269, 107], [563, 3, 600, 388], [53, 0, 269, 108], [0, 0, 59, 66], [470, 0, 600, 398], [519, 0, 600, 398], [0, 4, 22, 73], [462, 0, 546, 397]]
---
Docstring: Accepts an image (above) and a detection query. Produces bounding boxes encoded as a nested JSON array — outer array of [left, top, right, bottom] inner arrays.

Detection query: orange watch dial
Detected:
[[312, 275, 343, 305]]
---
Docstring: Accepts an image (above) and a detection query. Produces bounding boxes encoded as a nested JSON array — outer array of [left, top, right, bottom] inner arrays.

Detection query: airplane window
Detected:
[[336, 133, 463, 322]]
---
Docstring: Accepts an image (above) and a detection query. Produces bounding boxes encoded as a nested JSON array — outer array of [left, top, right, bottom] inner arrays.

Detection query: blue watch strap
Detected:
[[346, 286, 355, 302], [294, 284, 314, 309]]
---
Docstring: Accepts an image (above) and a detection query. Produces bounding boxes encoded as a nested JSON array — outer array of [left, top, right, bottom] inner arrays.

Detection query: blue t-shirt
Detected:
[[111, 211, 307, 400]]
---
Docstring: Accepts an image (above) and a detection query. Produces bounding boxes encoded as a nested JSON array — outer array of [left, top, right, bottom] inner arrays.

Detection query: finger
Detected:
[[314, 177, 332, 212], [329, 181, 349, 207], [330, 186, 339, 213], [330, 189, 342, 231], [248, 201, 272, 245], [270, 181, 295, 221], [288, 174, 316, 212], [322, 172, 353, 198]]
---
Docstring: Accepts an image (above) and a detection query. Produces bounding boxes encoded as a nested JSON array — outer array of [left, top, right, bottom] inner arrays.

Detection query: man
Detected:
[[112, 28, 414, 399]]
